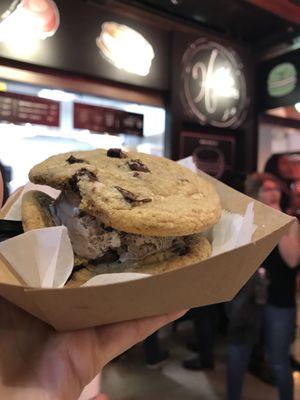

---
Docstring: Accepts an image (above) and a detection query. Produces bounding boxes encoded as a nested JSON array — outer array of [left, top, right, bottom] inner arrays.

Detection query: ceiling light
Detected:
[[96, 22, 155, 76]]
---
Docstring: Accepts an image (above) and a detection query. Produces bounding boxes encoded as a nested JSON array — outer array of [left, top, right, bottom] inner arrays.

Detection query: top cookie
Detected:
[[29, 149, 221, 236]]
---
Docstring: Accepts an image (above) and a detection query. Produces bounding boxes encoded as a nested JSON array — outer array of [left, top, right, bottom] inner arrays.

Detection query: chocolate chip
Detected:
[[107, 148, 127, 158], [66, 155, 87, 164], [103, 226, 114, 232], [115, 186, 137, 202], [69, 168, 97, 192], [115, 186, 152, 204], [90, 250, 119, 264], [173, 244, 189, 256], [133, 172, 140, 178], [128, 159, 150, 173]]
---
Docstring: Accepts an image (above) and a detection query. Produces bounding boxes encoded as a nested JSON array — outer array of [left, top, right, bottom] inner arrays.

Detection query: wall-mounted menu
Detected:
[[73, 102, 143, 136], [0, 91, 60, 126]]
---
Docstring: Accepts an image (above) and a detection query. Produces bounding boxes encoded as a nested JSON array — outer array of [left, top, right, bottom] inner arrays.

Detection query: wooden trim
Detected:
[[245, 0, 300, 25], [260, 114, 300, 129], [0, 64, 164, 107]]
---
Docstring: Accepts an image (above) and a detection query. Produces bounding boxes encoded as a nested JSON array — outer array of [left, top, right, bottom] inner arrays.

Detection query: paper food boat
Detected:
[[0, 171, 294, 331]]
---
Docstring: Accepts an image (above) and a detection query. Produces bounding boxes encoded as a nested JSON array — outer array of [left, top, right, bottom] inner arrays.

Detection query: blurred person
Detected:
[[264, 154, 290, 211], [0, 172, 187, 400], [266, 155, 300, 371], [183, 171, 246, 373], [143, 331, 170, 369], [287, 180, 300, 220], [245, 173, 299, 400], [0, 160, 11, 204], [182, 306, 216, 370], [226, 270, 268, 400]]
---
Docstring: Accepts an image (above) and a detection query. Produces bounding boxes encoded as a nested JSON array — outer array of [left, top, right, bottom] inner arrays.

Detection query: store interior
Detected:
[[0, 1, 300, 400]]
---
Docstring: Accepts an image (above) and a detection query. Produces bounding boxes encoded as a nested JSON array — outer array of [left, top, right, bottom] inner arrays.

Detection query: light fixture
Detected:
[[295, 102, 300, 112], [96, 22, 155, 77], [38, 89, 76, 102], [0, 0, 60, 54]]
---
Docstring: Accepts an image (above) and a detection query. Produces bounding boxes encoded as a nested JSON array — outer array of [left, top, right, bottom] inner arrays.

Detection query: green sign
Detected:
[[267, 62, 297, 97]]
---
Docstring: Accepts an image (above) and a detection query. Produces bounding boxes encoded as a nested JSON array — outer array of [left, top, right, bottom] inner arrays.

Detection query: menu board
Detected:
[[73, 103, 143, 136], [180, 131, 235, 179], [0, 91, 60, 127]]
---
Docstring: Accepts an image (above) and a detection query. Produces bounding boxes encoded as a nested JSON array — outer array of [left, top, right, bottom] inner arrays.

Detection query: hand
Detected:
[[0, 295, 186, 400], [0, 174, 187, 399]]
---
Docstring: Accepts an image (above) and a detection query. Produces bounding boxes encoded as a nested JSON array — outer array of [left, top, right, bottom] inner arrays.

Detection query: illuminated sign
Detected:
[[267, 62, 297, 97], [181, 38, 248, 128], [96, 22, 155, 76]]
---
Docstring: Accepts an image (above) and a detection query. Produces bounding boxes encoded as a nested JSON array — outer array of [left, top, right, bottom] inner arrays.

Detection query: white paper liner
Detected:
[[0, 164, 255, 288], [211, 203, 255, 257], [5, 182, 60, 221], [0, 226, 74, 288], [82, 273, 150, 287]]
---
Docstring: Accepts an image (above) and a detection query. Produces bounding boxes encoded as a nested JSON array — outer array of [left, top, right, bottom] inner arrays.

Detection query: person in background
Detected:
[[226, 269, 267, 400], [287, 180, 300, 220], [265, 155, 300, 371], [0, 172, 187, 400], [0, 160, 11, 204], [245, 173, 299, 400], [264, 154, 290, 212], [182, 306, 216, 370], [225, 171, 269, 400], [182, 171, 246, 373], [143, 331, 170, 369]]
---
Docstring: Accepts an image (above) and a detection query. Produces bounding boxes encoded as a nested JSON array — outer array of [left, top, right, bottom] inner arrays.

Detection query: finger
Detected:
[[94, 309, 187, 368]]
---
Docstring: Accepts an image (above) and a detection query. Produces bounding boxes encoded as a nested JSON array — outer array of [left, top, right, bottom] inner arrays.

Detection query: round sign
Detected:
[[181, 38, 248, 128], [267, 62, 297, 98]]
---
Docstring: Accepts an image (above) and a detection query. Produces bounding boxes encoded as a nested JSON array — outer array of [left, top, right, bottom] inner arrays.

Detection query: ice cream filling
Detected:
[[50, 191, 192, 261]]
